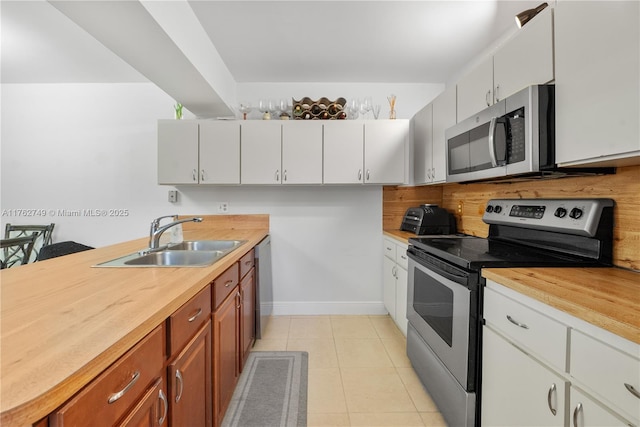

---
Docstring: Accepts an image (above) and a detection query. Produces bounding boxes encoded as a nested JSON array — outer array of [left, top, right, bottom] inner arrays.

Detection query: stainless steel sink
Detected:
[[124, 250, 224, 266], [94, 240, 247, 268], [166, 240, 245, 252]]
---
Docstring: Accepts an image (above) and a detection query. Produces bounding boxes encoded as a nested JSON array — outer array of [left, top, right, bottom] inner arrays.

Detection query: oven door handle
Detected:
[[407, 252, 470, 286]]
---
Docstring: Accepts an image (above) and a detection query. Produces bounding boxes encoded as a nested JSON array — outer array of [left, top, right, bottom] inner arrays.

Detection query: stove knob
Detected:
[[554, 207, 567, 218], [486, 205, 494, 213], [494, 205, 502, 214], [569, 207, 583, 219]]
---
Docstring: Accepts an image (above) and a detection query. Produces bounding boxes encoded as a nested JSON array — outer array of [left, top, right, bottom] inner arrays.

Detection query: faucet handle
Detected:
[[152, 214, 178, 225]]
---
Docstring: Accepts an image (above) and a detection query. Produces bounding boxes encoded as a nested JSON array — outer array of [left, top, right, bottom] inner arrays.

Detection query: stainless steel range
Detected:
[[406, 198, 615, 427]]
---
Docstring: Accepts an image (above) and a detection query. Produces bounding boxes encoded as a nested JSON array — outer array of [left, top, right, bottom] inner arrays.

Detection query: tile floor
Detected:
[[251, 315, 447, 427]]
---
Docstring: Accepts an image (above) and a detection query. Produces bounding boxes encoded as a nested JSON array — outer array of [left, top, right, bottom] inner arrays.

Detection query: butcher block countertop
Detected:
[[482, 268, 640, 345], [0, 215, 269, 427], [383, 229, 640, 345]]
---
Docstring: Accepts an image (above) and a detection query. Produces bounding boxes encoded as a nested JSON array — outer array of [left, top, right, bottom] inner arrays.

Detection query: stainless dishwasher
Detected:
[[254, 235, 272, 339]]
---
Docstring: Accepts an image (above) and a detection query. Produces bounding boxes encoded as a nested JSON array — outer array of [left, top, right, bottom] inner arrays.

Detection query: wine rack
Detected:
[[292, 97, 347, 120]]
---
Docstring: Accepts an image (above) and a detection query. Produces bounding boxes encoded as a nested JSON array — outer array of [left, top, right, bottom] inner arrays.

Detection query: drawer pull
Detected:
[[547, 383, 557, 416], [108, 371, 140, 404], [506, 315, 529, 329], [573, 402, 583, 427], [245, 260, 252, 266], [625, 383, 640, 399], [400, 255, 407, 260], [175, 369, 184, 403], [224, 280, 233, 288], [187, 308, 203, 323], [158, 388, 168, 425]]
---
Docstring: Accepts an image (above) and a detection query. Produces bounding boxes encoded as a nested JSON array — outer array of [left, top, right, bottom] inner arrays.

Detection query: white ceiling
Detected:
[[1, 0, 543, 85]]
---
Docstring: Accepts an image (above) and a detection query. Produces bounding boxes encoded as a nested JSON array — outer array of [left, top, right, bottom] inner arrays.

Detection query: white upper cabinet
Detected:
[[158, 120, 240, 185], [199, 121, 240, 184], [323, 121, 364, 184], [240, 121, 282, 184], [493, 7, 554, 103], [158, 120, 199, 185], [412, 103, 433, 185], [457, 7, 554, 122], [364, 120, 407, 184], [281, 121, 323, 184], [457, 56, 494, 122], [555, 1, 640, 167], [431, 86, 456, 183]]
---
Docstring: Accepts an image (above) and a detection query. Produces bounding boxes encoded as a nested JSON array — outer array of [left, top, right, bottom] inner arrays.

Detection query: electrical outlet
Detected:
[[457, 200, 464, 215], [218, 202, 229, 213], [168, 190, 178, 203]]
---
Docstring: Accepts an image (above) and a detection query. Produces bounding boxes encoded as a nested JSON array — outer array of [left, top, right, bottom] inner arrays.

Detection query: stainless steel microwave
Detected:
[[445, 85, 554, 183]]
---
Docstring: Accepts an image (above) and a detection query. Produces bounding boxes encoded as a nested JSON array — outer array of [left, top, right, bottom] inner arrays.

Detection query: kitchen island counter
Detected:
[[0, 214, 269, 427], [482, 267, 640, 345]]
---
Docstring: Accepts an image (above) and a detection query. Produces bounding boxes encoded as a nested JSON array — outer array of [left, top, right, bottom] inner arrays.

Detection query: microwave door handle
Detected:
[[488, 117, 507, 167]]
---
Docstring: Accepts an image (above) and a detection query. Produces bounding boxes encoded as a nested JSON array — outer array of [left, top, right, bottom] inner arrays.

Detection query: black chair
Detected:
[[5, 223, 55, 262], [1, 233, 38, 269], [37, 241, 94, 261]]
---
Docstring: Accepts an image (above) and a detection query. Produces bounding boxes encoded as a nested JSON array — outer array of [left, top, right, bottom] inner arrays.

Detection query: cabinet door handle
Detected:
[[175, 369, 184, 403], [432, 168, 436, 180], [358, 169, 362, 181], [236, 291, 242, 309], [506, 315, 529, 329], [200, 169, 205, 182], [284, 170, 287, 182], [366, 169, 370, 181], [192, 169, 197, 182], [108, 371, 140, 404], [573, 402, 583, 427], [486, 90, 492, 106], [625, 383, 640, 399], [547, 383, 557, 416], [275, 169, 280, 182], [158, 388, 168, 425], [187, 307, 203, 323], [392, 265, 397, 278], [224, 279, 233, 288]]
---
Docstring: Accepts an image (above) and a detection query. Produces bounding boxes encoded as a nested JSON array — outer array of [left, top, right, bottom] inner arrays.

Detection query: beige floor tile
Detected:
[[419, 411, 447, 427], [287, 338, 339, 368], [396, 368, 439, 412], [307, 413, 351, 427], [289, 316, 334, 339], [369, 315, 405, 339], [341, 367, 416, 413], [251, 339, 288, 352], [331, 316, 379, 338], [308, 368, 348, 414], [261, 315, 291, 340], [381, 336, 412, 368], [349, 412, 425, 426], [335, 338, 394, 368]]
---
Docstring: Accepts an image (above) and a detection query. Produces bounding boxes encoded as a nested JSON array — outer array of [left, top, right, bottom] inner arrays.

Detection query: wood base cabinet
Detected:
[[213, 287, 240, 427], [240, 267, 256, 368], [168, 321, 212, 427]]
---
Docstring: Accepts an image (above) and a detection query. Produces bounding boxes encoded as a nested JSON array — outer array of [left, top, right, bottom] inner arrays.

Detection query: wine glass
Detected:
[[258, 99, 272, 120], [348, 99, 361, 120], [279, 98, 290, 119], [372, 104, 381, 120], [239, 103, 252, 120], [360, 97, 372, 119]]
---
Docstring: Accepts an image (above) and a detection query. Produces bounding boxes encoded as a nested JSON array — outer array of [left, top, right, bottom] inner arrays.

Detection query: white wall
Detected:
[[236, 82, 444, 120], [1, 82, 390, 315]]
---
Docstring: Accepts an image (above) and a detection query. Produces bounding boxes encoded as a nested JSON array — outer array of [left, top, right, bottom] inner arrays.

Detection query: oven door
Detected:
[[407, 253, 477, 390]]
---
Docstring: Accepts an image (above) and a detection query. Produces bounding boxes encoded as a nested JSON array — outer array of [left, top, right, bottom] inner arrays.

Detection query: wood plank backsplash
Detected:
[[383, 165, 640, 270]]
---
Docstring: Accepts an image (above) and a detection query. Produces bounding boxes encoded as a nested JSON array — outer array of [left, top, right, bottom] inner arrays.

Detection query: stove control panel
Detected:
[[483, 198, 614, 237]]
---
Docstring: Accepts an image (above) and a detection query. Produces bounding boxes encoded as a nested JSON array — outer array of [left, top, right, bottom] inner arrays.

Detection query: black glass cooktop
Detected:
[[409, 235, 599, 270]]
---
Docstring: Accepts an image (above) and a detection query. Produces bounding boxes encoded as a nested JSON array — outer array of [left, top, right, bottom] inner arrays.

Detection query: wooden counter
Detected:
[[0, 215, 269, 427], [483, 268, 640, 345], [383, 229, 640, 345]]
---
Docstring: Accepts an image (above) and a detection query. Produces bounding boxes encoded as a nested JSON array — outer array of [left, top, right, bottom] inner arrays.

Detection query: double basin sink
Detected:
[[95, 240, 246, 267]]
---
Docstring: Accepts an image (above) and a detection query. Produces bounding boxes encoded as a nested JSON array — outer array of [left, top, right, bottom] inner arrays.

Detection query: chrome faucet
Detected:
[[148, 215, 203, 250]]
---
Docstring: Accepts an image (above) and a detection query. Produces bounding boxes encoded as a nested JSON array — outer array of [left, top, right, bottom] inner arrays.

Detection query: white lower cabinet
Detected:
[[382, 237, 408, 336], [570, 387, 631, 427], [483, 280, 640, 427], [482, 327, 566, 427]]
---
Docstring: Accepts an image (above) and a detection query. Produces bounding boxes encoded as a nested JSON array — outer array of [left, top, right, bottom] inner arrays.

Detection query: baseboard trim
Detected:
[[271, 301, 387, 316]]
